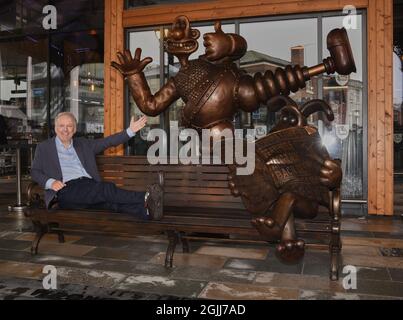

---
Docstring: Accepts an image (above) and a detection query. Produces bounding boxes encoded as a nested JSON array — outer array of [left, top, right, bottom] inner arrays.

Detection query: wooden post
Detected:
[[104, 0, 124, 155], [367, 0, 394, 215]]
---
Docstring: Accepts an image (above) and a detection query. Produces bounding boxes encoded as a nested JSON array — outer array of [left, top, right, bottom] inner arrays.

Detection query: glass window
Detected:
[[0, 34, 48, 176], [0, 1, 104, 177], [321, 15, 364, 199], [0, 1, 104, 37], [0, 0, 47, 36], [63, 63, 104, 137], [50, 29, 105, 138], [393, 50, 402, 174], [127, 30, 161, 155], [240, 18, 318, 136], [0, 35, 49, 143], [125, 12, 367, 202], [393, 0, 403, 179]]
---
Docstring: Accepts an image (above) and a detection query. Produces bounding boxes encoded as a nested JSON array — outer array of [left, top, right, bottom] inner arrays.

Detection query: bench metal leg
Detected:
[[178, 232, 190, 253], [329, 189, 341, 281], [329, 221, 342, 281], [48, 222, 65, 243], [165, 230, 179, 268], [57, 232, 65, 244], [31, 220, 48, 255], [330, 244, 341, 281]]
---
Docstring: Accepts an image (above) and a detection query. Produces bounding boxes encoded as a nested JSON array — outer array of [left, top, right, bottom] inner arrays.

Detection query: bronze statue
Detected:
[[112, 15, 352, 264], [228, 96, 342, 263], [112, 15, 356, 138]]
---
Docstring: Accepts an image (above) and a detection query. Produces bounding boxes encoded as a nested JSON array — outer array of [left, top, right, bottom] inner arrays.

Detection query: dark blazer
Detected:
[[31, 130, 131, 208]]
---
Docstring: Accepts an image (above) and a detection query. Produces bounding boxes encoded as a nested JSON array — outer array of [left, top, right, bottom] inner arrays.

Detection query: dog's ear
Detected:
[[266, 96, 289, 113], [300, 99, 334, 121]]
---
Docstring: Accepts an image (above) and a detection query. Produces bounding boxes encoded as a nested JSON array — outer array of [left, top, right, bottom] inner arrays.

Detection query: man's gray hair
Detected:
[[55, 112, 77, 127]]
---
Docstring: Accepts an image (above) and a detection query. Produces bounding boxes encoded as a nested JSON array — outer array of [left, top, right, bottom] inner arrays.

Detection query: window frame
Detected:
[[124, 10, 368, 206]]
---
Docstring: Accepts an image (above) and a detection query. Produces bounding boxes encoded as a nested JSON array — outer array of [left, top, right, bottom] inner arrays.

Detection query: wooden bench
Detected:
[[25, 155, 342, 280]]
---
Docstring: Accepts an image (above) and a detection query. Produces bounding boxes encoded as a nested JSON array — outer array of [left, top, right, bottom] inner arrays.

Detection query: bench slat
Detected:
[[101, 171, 229, 181], [108, 184, 235, 196], [98, 164, 230, 173], [105, 178, 230, 188]]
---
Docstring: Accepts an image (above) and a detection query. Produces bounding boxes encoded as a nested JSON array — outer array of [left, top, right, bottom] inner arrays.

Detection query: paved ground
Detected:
[[0, 192, 403, 300]]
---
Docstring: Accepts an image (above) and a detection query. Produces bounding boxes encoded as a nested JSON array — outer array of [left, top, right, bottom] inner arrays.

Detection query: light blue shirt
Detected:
[[45, 128, 135, 189]]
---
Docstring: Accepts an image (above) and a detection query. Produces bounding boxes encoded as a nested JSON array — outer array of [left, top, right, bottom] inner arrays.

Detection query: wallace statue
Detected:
[[112, 15, 355, 138]]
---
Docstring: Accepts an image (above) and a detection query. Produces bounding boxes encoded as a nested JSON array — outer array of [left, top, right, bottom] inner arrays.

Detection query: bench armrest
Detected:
[[27, 181, 45, 208], [329, 187, 341, 222]]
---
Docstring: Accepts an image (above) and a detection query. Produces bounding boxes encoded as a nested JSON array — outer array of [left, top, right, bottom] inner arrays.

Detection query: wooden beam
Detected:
[[375, 0, 386, 215], [104, 0, 124, 155], [367, 0, 394, 215], [104, 0, 111, 139], [384, 0, 394, 215], [367, 0, 377, 214], [116, 0, 125, 151], [123, 0, 369, 27]]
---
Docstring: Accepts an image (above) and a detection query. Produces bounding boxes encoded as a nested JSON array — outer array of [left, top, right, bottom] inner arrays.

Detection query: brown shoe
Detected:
[[145, 184, 164, 220]]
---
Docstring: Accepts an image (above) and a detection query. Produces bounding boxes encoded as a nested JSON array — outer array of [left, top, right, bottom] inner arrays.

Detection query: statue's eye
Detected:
[[290, 117, 297, 124], [282, 116, 288, 122]]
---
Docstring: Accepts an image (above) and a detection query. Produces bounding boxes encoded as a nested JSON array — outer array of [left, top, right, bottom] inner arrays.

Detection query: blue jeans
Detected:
[[56, 177, 148, 220]]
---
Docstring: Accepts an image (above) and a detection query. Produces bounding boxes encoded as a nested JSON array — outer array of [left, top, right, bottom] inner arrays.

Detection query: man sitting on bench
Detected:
[[31, 112, 163, 220]]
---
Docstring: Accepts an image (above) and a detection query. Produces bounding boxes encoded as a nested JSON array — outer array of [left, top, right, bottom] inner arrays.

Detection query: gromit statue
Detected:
[[228, 96, 342, 263]]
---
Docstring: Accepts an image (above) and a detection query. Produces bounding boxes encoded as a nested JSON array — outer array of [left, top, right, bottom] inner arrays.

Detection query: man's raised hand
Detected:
[[130, 115, 148, 133]]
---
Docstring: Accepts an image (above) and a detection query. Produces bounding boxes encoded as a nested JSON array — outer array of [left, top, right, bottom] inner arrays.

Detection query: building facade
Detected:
[[0, 0, 401, 216]]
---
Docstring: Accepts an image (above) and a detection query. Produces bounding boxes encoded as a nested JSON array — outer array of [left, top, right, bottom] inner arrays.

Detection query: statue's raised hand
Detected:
[[111, 48, 152, 77]]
